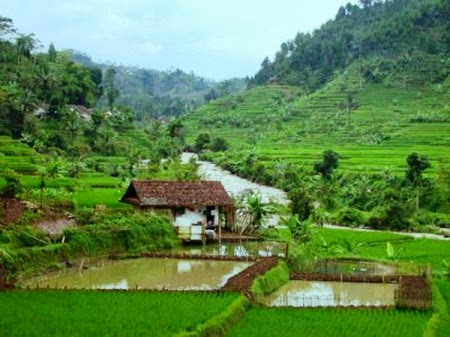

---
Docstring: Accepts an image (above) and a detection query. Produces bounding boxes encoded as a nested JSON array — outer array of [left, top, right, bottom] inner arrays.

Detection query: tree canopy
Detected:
[[250, 0, 449, 91]]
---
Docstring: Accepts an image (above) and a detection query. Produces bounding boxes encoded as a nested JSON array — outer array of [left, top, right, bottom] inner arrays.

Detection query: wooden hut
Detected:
[[120, 180, 234, 243]]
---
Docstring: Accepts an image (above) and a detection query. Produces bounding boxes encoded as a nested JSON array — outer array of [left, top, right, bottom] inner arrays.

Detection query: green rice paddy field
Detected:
[[0, 291, 240, 337], [227, 308, 431, 337], [1, 281, 449, 337], [317, 228, 450, 274], [185, 81, 450, 175], [1, 229, 450, 336], [0, 135, 132, 210]]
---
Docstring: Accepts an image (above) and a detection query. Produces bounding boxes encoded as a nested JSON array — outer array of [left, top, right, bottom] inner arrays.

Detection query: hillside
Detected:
[[185, 0, 450, 174], [184, 0, 450, 228], [250, 0, 449, 91], [71, 51, 247, 119], [185, 67, 450, 174]]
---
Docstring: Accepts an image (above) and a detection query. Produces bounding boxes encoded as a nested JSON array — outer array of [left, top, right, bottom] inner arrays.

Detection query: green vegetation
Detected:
[[72, 51, 247, 120], [178, 295, 249, 337], [251, 261, 290, 299], [1, 1, 450, 336], [0, 291, 240, 337], [250, 0, 449, 90], [227, 307, 431, 337], [435, 280, 450, 337], [184, 0, 450, 232], [0, 212, 176, 280], [186, 82, 450, 230], [309, 228, 450, 274]]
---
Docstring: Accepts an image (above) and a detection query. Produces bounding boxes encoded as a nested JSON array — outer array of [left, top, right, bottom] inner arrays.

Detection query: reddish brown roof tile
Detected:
[[121, 180, 232, 207]]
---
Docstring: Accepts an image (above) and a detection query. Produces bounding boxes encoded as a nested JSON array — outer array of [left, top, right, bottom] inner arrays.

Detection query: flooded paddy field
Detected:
[[168, 241, 287, 258], [261, 280, 399, 307], [23, 258, 253, 290]]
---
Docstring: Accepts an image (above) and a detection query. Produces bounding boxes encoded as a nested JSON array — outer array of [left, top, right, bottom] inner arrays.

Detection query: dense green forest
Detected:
[[71, 51, 247, 120], [251, 0, 449, 91]]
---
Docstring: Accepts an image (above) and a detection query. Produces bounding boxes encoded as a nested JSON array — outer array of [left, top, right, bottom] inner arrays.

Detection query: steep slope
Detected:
[[185, 63, 450, 174], [185, 0, 450, 175]]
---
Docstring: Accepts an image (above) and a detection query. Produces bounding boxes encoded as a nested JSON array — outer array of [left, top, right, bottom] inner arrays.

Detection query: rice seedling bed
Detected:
[[226, 307, 431, 337], [0, 290, 239, 337]]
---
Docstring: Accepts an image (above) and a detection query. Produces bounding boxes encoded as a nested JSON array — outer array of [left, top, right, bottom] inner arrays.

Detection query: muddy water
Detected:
[[23, 258, 252, 290], [261, 280, 398, 307], [169, 241, 287, 258], [315, 260, 397, 276], [182, 152, 289, 227], [182, 153, 289, 206]]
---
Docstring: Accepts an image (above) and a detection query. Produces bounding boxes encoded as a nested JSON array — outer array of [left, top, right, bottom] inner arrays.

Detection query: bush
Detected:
[[0, 170, 22, 198], [210, 137, 229, 152], [332, 207, 365, 227], [367, 203, 410, 231], [63, 212, 176, 256]]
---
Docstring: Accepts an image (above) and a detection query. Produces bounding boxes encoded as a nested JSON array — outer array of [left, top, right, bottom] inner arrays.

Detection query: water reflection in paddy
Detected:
[[169, 241, 287, 258], [24, 258, 253, 290], [261, 281, 398, 307]]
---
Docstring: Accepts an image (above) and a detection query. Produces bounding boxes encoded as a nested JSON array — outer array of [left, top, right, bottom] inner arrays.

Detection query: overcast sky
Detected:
[[2, 0, 357, 80]]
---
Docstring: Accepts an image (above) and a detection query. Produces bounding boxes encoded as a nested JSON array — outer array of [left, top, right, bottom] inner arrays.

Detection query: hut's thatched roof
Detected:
[[120, 180, 232, 207]]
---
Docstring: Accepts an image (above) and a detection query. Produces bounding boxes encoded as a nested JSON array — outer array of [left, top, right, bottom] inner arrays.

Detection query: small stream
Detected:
[[182, 152, 289, 227], [182, 153, 289, 206]]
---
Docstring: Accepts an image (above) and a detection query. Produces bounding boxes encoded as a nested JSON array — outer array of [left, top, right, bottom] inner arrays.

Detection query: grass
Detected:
[[358, 239, 450, 274], [73, 187, 129, 209], [316, 228, 450, 274], [317, 227, 412, 245], [436, 280, 450, 337], [226, 307, 431, 337], [0, 290, 239, 337]]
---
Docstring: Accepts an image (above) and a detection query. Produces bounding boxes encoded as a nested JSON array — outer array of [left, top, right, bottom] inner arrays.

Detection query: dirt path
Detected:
[[222, 257, 279, 297], [323, 224, 450, 241]]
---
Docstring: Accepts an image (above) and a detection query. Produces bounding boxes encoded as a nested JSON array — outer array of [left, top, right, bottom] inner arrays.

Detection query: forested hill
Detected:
[[250, 0, 450, 91], [71, 51, 247, 120]]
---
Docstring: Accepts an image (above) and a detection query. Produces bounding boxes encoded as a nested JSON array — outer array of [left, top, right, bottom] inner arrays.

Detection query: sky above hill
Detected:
[[3, 0, 357, 80]]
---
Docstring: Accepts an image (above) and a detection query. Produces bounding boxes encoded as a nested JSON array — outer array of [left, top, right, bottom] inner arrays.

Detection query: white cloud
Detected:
[[2, 0, 358, 80]]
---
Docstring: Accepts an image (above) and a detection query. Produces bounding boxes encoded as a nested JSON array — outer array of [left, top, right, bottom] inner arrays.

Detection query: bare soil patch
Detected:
[[222, 257, 279, 296], [0, 198, 26, 225], [34, 217, 75, 235]]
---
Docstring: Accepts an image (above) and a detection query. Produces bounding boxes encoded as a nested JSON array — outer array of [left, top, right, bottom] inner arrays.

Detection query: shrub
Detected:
[[333, 207, 365, 227], [0, 170, 22, 198], [367, 203, 410, 231], [210, 137, 229, 152]]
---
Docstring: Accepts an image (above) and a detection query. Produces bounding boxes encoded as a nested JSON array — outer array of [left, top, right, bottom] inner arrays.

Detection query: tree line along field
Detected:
[[184, 72, 450, 176]]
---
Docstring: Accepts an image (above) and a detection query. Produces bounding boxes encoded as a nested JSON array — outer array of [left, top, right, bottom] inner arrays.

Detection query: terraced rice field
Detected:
[[185, 74, 450, 175]]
